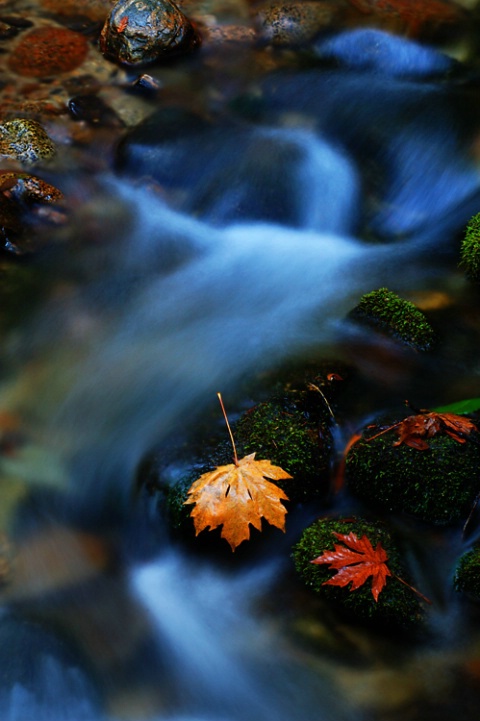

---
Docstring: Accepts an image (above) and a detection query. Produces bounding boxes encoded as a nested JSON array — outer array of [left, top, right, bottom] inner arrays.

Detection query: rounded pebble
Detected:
[[8, 27, 89, 78], [0, 120, 56, 164], [100, 0, 201, 66]]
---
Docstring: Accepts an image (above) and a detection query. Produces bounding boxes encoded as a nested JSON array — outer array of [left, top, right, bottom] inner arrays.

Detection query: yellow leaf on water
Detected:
[[184, 452, 292, 551]]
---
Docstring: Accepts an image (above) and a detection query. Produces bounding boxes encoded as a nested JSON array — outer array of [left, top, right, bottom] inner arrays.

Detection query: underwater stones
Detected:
[[292, 516, 425, 630], [344, 414, 480, 525], [0, 120, 56, 165], [8, 27, 89, 78], [460, 212, 480, 282], [254, 1, 338, 47], [348, 288, 435, 352], [0, 172, 63, 205], [0, 171, 64, 254], [100, 0, 201, 66]]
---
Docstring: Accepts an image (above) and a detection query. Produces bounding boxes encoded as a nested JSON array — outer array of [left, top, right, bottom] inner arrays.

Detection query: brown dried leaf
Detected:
[[367, 411, 477, 450]]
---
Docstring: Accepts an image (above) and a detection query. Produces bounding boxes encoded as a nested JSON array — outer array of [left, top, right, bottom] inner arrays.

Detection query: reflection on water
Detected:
[[2, 6, 480, 721]]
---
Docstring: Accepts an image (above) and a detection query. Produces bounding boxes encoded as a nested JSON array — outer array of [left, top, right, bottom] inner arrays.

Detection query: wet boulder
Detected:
[[347, 287, 436, 352], [292, 516, 426, 631], [454, 546, 480, 602], [345, 410, 480, 525], [460, 212, 480, 282], [234, 391, 335, 502], [100, 0, 201, 66]]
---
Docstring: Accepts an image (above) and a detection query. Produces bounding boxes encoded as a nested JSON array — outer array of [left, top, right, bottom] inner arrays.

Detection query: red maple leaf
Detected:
[[311, 531, 391, 601]]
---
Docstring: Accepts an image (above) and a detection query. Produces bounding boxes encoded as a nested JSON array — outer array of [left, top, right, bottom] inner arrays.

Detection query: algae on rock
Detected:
[[348, 287, 435, 351], [292, 516, 425, 630]]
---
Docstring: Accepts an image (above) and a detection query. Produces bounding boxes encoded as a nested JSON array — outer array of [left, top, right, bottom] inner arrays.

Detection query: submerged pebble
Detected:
[[8, 27, 89, 77], [254, 0, 339, 46], [100, 0, 201, 66], [0, 171, 64, 254], [0, 119, 56, 165]]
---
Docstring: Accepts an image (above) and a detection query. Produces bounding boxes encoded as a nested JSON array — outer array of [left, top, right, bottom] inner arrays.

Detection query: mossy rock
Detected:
[[454, 546, 480, 601], [460, 212, 480, 282], [164, 388, 334, 544], [348, 287, 435, 351], [345, 416, 480, 525], [234, 392, 334, 502], [292, 516, 425, 630]]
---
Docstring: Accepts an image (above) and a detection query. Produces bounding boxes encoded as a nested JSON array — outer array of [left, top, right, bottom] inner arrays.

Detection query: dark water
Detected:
[[2, 4, 480, 721]]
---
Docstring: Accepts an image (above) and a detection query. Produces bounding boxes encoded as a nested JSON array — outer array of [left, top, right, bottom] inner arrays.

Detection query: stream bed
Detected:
[[2, 0, 480, 720]]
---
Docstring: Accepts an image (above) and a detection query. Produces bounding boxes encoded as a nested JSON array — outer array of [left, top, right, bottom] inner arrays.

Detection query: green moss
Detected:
[[345, 417, 480, 525], [292, 516, 424, 630], [234, 393, 333, 501], [454, 546, 480, 600], [460, 212, 480, 281], [348, 287, 435, 351]]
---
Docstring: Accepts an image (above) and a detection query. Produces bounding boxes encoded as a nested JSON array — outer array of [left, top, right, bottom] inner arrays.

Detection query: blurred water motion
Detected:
[[1, 18, 480, 721]]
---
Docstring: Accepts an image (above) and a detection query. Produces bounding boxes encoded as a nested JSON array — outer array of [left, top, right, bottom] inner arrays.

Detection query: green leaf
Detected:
[[433, 398, 480, 415]]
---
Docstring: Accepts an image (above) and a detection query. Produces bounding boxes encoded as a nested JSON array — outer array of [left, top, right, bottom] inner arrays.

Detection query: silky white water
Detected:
[[2, 24, 480, 721]]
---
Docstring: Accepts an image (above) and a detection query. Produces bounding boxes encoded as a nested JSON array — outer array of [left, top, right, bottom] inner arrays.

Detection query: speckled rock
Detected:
[[0, 120, 56, 165], [100, 0, 201, 66], [8, 27, 89, 78], [0, 172, 63, 204], [254, 1, 339, 47]]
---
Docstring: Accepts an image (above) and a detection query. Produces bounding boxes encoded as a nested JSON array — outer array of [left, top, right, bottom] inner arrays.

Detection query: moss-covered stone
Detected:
[[234, 392, 334, 502], [292, 516, 425, 630], [348, 287, 435, 351], [454, 546, 480, 600], [460, 212, 480, 282], [345, 415, 480, 525]]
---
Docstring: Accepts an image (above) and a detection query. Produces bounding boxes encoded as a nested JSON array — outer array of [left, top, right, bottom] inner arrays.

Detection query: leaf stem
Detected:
[[217, 392, 238, 466], [307, 383, 336, 422], [393, 573, 432, 605]]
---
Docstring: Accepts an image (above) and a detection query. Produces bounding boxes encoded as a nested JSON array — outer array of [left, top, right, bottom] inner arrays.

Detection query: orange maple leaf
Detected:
[[367, 411, 477, 450], [311, 531, 391, 601], [184, 452, 291, 551]]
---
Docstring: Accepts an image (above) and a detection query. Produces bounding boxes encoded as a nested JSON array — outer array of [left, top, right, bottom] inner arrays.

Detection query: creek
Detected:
[[2, 2, 480, 720]]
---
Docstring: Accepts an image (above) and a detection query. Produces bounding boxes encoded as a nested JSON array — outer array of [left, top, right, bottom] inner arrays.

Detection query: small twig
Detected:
[[217, 392, 238, 466], [364, 421, 402, 443], [393, 573, 432, 605], [307, 383, 336, 423]]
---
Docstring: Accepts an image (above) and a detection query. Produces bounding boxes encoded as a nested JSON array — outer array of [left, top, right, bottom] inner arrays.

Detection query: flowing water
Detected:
[[2, 1, 480, 720]]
